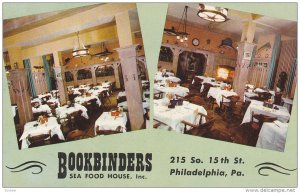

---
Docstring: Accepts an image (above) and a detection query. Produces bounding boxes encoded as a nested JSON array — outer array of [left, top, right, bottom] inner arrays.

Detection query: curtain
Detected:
[[23, 59, 36, 97], [42, 55, 52, 92], [286, 58, 297, 95], [266, 34, 281, 88]]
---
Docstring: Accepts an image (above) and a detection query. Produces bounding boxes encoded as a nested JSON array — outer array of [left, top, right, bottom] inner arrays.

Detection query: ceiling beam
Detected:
[[4, 3, 136, 49]]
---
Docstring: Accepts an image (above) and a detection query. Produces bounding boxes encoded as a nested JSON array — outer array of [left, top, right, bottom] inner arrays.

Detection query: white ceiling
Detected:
[[167, 3, 297, 41]]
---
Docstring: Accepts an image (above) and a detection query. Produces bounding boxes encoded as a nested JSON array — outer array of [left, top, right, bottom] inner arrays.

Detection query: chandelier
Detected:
[[93, 42, 113, 62], [72, 31, 89, 57], [176, 5, 189, 43], [197, 4, 228, 23]]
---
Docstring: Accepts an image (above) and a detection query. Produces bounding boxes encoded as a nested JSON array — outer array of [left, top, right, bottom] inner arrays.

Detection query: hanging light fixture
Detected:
[[176, 6, 189, 43], [72, 31, 89, 57], [93, 42, 113, 62], [197, 4, 228, 23]]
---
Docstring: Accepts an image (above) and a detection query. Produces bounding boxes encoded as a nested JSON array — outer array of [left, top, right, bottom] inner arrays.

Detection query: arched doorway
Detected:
[[177, 51, 207, 82]]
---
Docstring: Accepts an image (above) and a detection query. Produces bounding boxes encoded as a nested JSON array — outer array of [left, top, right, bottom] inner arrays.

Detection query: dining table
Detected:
[[207, 87, 238, 107], [88, 86, 109, 96], [241, 100, 290, 124], [55, 103, 89, 120], [154, 83, 189, 97], [94, 112, 127, 135], [74, 95, 101, 107], [153, 99, 207, 133], [19, 117, 65, 149], [32, 104, 52, 115], [256, 120, 288, 152]]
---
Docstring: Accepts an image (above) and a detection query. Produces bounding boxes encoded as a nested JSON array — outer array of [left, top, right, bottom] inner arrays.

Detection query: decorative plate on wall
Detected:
[[192, 38, 200, 46]]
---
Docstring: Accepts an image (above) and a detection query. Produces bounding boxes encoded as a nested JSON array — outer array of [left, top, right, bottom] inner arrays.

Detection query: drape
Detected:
[[42, 55, 52, 92], [266, 34, 281, 88], [23, 59, 36, 97], [286, 58, 297, 95]]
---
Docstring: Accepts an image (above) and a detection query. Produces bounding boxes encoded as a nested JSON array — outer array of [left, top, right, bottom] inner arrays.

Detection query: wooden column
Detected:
[[233, 42, 256, 98], [233, 20, 257, 99], [116, 10, 144, 130], [53, 51, 68, 105], [91, 66, 97, 85], [9, 69, 33, 127], [116, 45, 144, 130], [112, 62, 121, 89], [170, 46, 184, 75]]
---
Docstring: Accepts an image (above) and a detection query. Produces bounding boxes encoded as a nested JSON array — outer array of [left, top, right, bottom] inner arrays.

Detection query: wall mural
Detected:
[[159, 46, 173, 63], [177, 51, 207, 81]]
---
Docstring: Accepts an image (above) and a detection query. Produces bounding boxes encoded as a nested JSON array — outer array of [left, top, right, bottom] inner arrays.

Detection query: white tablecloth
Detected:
[[101, 82, 112, 87], [74, 95, 101, 107], [241, 100, 290, 124], [154, 83, 189, 97], [47, 98, 60, 107], [282, 98, 293, 112], [31, 98, 42, 105], [207, 87, 237, 107], [256, 121, 288, 152], [94, 112, 127, 135], [155, 75, 181, 83], [79, 85, 91, 90], [38, 93, 52, 99], [154, 99, 207, 133], [20, 117, 65, 149], [72, 87, 90, 94], [55, 103, 89, 120], [32, 104, 52, 115], [50, 90, 59, 97], [88, 86, 109, 96]]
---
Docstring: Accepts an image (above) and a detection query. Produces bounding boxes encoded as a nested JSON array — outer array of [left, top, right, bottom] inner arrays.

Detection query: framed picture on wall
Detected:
[[243, 52, 252, 60]]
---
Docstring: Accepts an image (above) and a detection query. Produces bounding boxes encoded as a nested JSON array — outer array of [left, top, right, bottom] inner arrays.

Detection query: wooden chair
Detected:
[[258, 91, 272, 101], [220, 95, 240, 122], [95, 125, 123, 136], [200, 83, 213, 99], [66, 110, 83, 131], [117, 96, 127, 103], [66, 129, 86, 141], [86, 98, 99, 117], [33, 112, 49, 120], [250, 112, 277, 130], [41, 95, 51, 104], [190, 77, 203, 92], [274, 92, 283, 106], [181, 113, 215, 136], [154, 91, 164, 100], [31, 101, 40, 108], [28, 130, 51, 148]]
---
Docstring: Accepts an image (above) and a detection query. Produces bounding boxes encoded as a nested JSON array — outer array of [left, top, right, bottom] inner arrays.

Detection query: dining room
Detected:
[[3, 3, 149, 149], [154, 3, 297, 152]]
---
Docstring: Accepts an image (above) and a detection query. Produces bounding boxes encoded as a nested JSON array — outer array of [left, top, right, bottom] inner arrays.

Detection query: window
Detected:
[[65, 71, 74, 82], [95, 65, 114, 77], [77, 69, 92, 80]]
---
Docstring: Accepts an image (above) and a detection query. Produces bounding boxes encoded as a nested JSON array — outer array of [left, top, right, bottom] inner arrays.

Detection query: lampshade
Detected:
[[198, 4, 228, 22]]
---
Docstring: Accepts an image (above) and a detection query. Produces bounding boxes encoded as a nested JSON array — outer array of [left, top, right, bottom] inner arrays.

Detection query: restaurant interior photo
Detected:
[[153, 3, 297, 152], [3, 3, 149, 149]]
